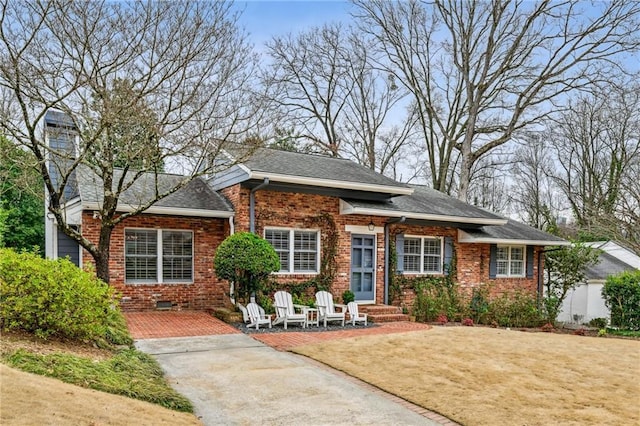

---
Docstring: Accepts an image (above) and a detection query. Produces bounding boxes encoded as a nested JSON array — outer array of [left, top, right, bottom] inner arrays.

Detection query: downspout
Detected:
[[249, 177, 269, 233], [384, 216, 406, 305], [228, 215, 235, 235]]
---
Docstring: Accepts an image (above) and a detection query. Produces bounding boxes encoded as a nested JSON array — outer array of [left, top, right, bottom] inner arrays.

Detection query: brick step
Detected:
[[368, 313, 411, 323], [358, 305, 403, 315]]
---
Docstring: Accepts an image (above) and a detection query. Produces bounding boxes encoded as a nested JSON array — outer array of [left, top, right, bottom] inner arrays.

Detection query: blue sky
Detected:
[[234, 1, 352, 46]]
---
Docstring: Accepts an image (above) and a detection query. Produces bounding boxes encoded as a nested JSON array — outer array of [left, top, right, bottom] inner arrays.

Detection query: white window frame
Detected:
[[264, 227, 320, 274], [402, 235, 444, 275], [496, 245, 526, 278], [125, 228, 194, 284]]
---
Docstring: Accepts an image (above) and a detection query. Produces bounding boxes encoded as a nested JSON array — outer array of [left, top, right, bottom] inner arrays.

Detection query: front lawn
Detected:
[[292, 326, 640, 425]]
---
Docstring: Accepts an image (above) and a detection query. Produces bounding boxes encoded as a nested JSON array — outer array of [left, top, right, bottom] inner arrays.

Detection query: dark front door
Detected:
[[351, 234, 375, 301]]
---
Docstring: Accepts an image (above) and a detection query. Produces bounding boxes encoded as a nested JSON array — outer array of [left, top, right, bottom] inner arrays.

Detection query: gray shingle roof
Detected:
[[460, 219, 568, 245], [243, 148, 411, 190], [76, 167, 233, 213], [586, 252, 636, 280], [342, 185, 506, 224]]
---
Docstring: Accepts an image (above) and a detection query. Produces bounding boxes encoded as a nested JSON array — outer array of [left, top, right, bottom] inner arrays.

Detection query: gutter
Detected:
[[384, 216, 406, 305], [249, 177, 269, 233]]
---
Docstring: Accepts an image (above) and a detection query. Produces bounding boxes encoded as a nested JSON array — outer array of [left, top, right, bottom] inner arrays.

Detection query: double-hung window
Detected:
[[265, 228, 319, 273], [125, 229, 193, 283], [496, 245, 525, 277], [403, 236, 443, 274]]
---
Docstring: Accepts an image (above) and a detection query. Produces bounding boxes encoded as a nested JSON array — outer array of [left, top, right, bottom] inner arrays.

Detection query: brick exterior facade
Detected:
[[226, 187, 388, 303], [390, 223, 542, 309], [79, 184, 544, 311], [81, 212, 230, 311]]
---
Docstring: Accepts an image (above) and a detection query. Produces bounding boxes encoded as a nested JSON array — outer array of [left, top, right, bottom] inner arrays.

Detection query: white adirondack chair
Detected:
[[236, 303, 250, 323], [347, 302, 367, 326], [315, 291, 345, 327], [246, 302, 272, 330], [273, 291, 307, 329]]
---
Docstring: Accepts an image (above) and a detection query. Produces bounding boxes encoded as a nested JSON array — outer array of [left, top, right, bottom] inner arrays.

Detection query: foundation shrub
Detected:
[[588, 317, 608, 329], [469, 287, 490, 324], [213, 232, 280, 305], [406, 276, 461, 322], [0, 248, 130, 346], [486, 291, 544, 327]]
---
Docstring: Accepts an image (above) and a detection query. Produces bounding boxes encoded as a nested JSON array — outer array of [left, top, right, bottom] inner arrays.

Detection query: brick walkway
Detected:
[[251, 321, 432, 350], [124, 311, 240, 339]]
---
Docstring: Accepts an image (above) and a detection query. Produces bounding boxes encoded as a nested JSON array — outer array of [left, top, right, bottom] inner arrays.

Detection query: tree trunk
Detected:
[[95, 225, 114, 283]]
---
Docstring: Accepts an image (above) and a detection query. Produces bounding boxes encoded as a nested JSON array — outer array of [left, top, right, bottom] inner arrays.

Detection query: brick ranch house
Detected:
[[45, 134, 568, 312]]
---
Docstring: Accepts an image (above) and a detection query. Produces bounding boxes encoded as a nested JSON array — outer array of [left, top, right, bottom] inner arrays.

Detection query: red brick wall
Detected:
[[231, 187, 387, 303], [81, 212, 230, 311], [390, 223, 542, 308]]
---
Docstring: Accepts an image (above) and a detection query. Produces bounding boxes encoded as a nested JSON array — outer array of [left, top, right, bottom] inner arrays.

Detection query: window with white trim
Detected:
[[496, 245, 525, 277], [403, 236, 442, 274], [125, 229, 193, 283], [265, 228, 319, 273]]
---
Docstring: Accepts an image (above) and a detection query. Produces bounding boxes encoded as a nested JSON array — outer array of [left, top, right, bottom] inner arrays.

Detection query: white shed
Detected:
[[558, 242, 639, 325]]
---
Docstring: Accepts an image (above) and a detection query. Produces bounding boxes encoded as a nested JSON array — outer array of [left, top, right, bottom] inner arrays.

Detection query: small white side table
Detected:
[[304, 307, 319, 327]]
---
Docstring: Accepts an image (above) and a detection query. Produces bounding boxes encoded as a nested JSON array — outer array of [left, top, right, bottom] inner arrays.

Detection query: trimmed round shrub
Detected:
[[213, 232, 280, 304], [0, 248, 127, 343]]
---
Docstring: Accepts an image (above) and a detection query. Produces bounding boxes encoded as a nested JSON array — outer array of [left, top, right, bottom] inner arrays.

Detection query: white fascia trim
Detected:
[[457, 229, 571, 246], [340, 200, 507, 226], [249, 171, 414, 196], [83, 202, 234, 218]]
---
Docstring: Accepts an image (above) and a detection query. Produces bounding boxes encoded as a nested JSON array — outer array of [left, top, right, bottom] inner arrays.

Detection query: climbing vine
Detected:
[[257, 209, 339, 295]]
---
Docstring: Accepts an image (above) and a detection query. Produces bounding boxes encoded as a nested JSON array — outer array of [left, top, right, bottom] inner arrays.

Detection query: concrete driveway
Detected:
[[135, 334, 443, 426]]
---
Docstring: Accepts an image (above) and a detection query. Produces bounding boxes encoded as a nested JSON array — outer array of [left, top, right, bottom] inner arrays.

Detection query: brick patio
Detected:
[[124, 311, 432, 345], [125, 311, 240, 339]]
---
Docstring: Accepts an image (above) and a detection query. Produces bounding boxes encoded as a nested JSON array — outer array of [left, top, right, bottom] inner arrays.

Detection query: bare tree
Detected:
[[509, 135, 561, 230], [263, 23, 353, 157], [0, 1, 262, 282], [467, 152, 511, 215], [550, 83, 640, 251], [353, 0, 640, 200], [339, 34, 415, 175], [263, 23, 414, 175]]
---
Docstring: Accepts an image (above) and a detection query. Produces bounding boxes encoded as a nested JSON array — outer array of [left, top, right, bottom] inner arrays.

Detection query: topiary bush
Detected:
[[0, 248, 130, 345], [602, 270, 640, 330], [213, 232, 280, 305]]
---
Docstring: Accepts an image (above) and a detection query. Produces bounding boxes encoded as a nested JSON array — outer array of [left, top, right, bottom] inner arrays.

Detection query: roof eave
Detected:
[[83, 202, 234, 218], [340, 200, 507, 226], [250, 171, 414, 196], [457, 230, 570, 246]]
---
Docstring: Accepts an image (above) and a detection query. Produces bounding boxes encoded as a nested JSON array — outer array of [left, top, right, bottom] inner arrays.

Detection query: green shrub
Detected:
[[342, 290, 355, 304], [469, 287, 490, 324], [486, 291, 544, 327], [292, 292, 315, 307], [410, 276, 460, 322], [588, 317, 608, 329], [602, 270, 640, 330], [0, 248, 129, 345], [213, 232, 280, 305]]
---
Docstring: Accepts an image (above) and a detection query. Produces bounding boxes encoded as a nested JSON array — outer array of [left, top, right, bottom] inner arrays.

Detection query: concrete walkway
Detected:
[[135, 334, 443, 426]]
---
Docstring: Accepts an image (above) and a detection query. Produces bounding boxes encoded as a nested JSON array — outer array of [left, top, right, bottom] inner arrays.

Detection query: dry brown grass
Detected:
[[292, 327, 640, 426]]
